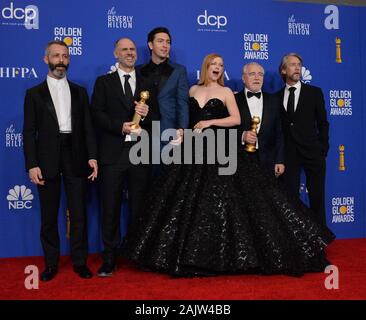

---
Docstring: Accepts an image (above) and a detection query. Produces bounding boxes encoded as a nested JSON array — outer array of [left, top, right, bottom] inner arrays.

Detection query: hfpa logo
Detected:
[[7, 185, 34, 210]]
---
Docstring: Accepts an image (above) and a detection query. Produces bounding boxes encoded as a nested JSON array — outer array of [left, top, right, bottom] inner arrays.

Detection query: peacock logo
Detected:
[[301, 66, 312, 83], [7, 185, 33, 209]]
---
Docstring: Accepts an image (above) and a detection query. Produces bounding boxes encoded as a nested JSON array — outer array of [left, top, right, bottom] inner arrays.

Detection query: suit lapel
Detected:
[[260, 93, 270, 134], [69, 81, 78, 131], [134, 73, 142, 101], [158, 62, 174, 95], [40, 81, 59, 126], [110, 71, 130, 109], [295, 82, 306, 115], [237, 90, 252, 129], [279, 88, 286, 111]]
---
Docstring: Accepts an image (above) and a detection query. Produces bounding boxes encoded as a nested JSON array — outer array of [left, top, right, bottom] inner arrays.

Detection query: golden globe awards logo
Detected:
[[54, 27, 82, 56], [243, 33, 269, 60], [331, 197, 354, 223], [288, 15, 310, 35], [329, 90, 352, 116]]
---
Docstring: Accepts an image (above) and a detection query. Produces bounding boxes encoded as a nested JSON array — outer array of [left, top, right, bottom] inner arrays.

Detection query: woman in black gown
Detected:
[[123, 53, 335, 277]]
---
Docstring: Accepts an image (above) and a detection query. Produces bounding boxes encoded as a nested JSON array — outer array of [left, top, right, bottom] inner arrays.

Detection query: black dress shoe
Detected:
[[97, 263, 116, 277], [73, 265, 93, 279], [40, 266, 58, 282]]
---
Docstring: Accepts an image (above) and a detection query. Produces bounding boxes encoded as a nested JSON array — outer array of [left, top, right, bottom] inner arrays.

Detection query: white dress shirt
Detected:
[[47, 75, 72, 132], [244, 88, 263, 149], [283, 81, 301, 112], [117, 68, 136, 141], [117, 68, 136, 96]]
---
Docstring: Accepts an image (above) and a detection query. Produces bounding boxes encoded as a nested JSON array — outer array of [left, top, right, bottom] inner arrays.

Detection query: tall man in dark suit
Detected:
[[91, 38, 150, 277], [23, 40, 98, 281], [235, 62, 285, 176], [276, 53, 329, 226], [139, 27, 189, 145]]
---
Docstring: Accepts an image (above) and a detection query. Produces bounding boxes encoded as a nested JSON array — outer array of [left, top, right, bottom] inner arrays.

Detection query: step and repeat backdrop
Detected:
[[1, 0, 365, 257]]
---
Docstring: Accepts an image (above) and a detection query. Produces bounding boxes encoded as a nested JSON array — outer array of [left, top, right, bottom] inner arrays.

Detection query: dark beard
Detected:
[[48, 62, 69, 78]]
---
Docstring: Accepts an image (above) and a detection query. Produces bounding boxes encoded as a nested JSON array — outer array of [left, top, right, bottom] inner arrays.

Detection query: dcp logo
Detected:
[[7, 185, 34, 210], [1, 2, 39, 30], [197, 10, 227, 29]]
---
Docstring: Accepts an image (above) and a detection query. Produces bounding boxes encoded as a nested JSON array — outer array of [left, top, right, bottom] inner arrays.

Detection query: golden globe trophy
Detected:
[[244, 116, 260, 153], [339, 144, 345, 171], [336, 37, 342, 63], [131, 91, 150, 130]]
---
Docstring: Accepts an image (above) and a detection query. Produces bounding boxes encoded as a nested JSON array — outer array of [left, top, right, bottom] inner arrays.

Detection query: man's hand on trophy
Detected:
[[243, 130, 257, 144], [134, 101, 149, 117], [122, 121, 137, 134]]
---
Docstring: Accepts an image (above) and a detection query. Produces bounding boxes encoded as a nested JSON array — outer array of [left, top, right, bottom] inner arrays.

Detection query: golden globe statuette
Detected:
[[336, 37, 342, 63], [339, 144, 345, 171], [244, 116, 260, 153], [131, 91, 150, 130]]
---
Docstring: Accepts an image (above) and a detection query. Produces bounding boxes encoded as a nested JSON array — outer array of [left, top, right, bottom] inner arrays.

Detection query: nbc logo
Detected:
[[108, 62, 119, 74], [7, 185, 34, 210], [301, 66, 312, 83]]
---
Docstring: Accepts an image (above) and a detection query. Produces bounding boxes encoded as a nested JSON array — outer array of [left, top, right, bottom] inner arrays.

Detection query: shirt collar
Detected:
[[117, 67, 136, 82], [286, 81, 301, 91], [245, 88, 262, 94], [148, 58, 169, 69], [47, 75, 68, 87]]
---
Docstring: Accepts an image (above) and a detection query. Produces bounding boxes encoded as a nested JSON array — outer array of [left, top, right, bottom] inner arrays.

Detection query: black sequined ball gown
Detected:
[[123, 97, 335, 277]]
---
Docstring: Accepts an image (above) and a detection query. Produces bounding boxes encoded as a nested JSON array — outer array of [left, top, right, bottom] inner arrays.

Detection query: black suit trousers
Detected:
[[37, 134, 88, 267], [99, 146, 152, 264], [283, 144, 326, 227]]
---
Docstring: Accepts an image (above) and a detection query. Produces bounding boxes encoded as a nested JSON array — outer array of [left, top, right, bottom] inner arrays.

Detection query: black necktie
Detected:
[[287, 87, 296, 116], [247, 91, 261, 99], [123, 74, 133, 109]]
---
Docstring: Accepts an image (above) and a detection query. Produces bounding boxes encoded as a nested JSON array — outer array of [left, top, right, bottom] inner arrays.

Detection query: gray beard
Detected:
[[52, 69, 66, 79]]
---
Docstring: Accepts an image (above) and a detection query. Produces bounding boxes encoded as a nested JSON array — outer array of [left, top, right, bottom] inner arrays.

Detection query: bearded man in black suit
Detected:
[[23, 40, 98, 281], [276, 53, 329, 226]]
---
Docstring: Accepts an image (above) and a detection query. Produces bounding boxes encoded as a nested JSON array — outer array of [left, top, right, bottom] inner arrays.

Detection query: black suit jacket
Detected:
[[23, 80, 97, 179], [276, 83, 329, 160], [91, 70, 152, 165], [235, 90, 284, 171]]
